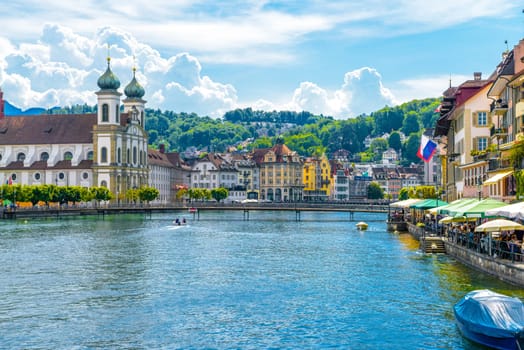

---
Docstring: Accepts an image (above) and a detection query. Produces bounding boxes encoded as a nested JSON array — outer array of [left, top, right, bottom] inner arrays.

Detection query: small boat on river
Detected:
[[356, 222, 368, 230], [453, 289, 524, 350]]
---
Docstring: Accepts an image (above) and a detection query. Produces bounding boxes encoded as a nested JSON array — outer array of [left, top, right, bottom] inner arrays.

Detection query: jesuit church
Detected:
[[0, 57, 151, 200]]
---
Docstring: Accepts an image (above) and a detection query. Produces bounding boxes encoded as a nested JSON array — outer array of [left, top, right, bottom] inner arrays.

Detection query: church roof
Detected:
[[97, 57, 120, 91], [124, 68, 145, 99], [0, 114, 96, 145]]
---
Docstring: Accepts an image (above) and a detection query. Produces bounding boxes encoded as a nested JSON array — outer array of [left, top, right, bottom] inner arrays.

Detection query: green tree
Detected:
[[398, 187, 409, 200], [211, 187, 229, 202], [402, 133, 422, 165], [367, 182, 384, 199], [401, 112, 420, 135], [126, 188, 140, 204], [370, 138, 388, 161], [91, 187, 113, 206], [138, 186, 160, 204], [388, 131, 402, 152]]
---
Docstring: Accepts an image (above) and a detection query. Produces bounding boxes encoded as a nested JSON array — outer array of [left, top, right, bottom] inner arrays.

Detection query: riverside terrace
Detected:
[[410, 220, 524, 287], [1, 201, 389, 220]]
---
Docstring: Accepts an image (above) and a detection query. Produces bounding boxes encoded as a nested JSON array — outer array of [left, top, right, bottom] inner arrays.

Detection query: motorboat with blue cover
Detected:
[[454, 289, 524, 350]]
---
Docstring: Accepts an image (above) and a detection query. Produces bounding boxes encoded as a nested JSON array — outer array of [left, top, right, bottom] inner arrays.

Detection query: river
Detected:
[[0, 210, 522, 349]]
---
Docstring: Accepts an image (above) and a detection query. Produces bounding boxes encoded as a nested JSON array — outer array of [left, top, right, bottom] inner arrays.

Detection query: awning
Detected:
[[483, 170, 513, 185], [410, 198, 447, 210], [390, 198, 423, 208]]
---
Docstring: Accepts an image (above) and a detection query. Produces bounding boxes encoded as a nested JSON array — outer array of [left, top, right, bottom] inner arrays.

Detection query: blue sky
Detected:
[[0, 1, 522, 119]]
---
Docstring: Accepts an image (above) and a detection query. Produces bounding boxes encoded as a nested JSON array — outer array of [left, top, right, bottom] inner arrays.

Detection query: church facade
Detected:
[[0, 57, 150, 202]]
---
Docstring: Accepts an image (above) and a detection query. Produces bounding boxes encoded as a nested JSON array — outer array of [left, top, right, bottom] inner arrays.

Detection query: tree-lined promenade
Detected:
[[0, 184, 160, 209]]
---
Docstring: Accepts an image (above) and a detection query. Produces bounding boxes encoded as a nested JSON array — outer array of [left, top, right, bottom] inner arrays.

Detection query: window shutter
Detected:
[[472, 113, 478, 127]]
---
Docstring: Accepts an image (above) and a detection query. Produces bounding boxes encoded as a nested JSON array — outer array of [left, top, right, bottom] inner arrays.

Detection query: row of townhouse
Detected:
[[150, 139, 425, 204], [434, 38, 524, 203]]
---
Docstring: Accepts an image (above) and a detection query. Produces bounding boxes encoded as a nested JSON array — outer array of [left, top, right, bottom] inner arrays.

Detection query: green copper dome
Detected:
[[124, 68, 145, 99], [97, 57, 120, 90]]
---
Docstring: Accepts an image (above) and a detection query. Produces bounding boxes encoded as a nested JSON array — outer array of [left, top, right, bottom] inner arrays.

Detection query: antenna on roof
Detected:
[[505, 40, 509, 51], [449, 74, 452, 88]]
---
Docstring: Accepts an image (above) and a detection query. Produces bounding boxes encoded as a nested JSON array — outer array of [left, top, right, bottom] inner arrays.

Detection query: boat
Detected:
[[453, 289, 524, 350], [356, 222, 368, 230]]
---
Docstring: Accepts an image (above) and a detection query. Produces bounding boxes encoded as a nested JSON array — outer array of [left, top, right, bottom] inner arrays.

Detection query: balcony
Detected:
[[488, 157, 511, 171], [490, 126, 508, 137], [490, 99, 508, 115]]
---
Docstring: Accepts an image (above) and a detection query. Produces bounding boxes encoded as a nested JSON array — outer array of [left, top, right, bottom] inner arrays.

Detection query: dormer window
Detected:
[[17, 152, 25, 161]]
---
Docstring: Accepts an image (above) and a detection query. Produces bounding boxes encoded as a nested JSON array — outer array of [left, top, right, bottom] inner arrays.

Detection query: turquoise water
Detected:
[[0, 210, 522, 349]]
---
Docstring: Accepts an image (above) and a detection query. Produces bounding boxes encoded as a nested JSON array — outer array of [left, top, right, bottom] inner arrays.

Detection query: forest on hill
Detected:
[[46, 97, 441, 165]]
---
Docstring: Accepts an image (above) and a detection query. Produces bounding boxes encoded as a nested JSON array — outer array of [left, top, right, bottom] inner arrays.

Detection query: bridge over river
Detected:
[[2, 201, 389, 221]]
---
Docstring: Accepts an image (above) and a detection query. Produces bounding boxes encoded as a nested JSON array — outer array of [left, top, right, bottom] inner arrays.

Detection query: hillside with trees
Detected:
[[43, 97, 441, 163]]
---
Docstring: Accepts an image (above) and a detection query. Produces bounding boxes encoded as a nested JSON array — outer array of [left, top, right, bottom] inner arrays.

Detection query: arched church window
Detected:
[[64, 151, 73, 161], [117, 147, 121, 163], [40, 152, 49, 161], [116, 104, 120, 123], [133, 147, 137, 164], [101, 147, 108, 163], [102, 104, 109, 122], [101, 180, 108, 188], [17, 152, 25, 161], [87, 151, 93, 160]]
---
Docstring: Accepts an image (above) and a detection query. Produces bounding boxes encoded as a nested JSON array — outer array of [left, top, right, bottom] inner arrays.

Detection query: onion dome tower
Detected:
[[123, 66, 147, 127], [95, 56, 122, 125]]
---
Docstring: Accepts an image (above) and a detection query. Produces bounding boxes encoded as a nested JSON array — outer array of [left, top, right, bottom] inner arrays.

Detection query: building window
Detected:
[[102, 104, 109, 122], [17, 152, 25, 161], [117, 147, 121, 163], [101, 147, 108, 163], [87, 151, 94, 160], [133, 147, 137, 164], [477, 111, 487, 126], [116, 104, 120, 123], [59, 172, 65, 180], [82, 172, 88, 180], [477, 137, 488, 151], [64, 151, 73, 160], [101, 180, 108, 188], [40, 152, 49, 161], [34, 173, 41, 181]]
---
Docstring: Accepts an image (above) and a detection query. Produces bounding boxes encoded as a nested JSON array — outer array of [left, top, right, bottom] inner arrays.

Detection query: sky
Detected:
[[0, 1, 522, 119]]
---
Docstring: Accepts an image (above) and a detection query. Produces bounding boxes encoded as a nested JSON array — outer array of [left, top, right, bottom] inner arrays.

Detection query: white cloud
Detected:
[[0, 25, 239, 117], [286, 67, 397, 119], [389, 74, 473, 103]]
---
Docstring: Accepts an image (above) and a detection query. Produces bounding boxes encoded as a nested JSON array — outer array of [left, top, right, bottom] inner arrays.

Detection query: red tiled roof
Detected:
[[0, 114, 96, 145], [148, 148, 175, 167], [4, 159, 92, 170]]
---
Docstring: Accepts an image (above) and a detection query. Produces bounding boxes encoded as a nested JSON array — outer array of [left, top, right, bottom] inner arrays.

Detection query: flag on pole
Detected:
[[417, 134, 437, 162]]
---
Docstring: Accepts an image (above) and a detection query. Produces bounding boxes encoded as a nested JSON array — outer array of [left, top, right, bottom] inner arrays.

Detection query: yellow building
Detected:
[[252, 140, 303, 202], [302, 155, 331, 201]]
